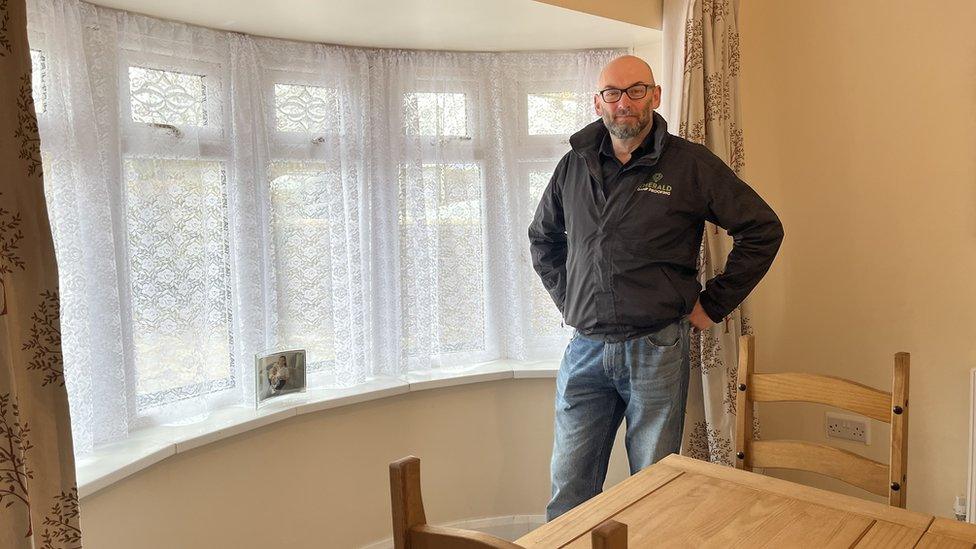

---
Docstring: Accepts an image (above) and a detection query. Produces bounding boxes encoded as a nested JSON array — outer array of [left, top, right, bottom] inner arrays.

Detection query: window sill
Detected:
[[75, 359, 559, 498]]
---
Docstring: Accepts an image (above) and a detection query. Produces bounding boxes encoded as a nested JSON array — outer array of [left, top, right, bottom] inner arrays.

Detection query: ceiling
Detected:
[[84, 0, 661, 52]]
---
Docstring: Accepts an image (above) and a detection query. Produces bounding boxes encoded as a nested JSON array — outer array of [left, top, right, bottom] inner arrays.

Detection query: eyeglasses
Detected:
[[597, 83, 656, 103]]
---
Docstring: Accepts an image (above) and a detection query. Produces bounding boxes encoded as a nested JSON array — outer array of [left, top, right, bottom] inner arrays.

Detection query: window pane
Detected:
[[399, 163, 484, 355], [527, 170, 563, 336], [269, 162, 336, 371], [30, 49, 47, 114], [129, 66, 208, 127], [123, 158, 231, 406], [274, 83, 340, 133], [527, 92, 590, 135], [403, 92, 467, 137]]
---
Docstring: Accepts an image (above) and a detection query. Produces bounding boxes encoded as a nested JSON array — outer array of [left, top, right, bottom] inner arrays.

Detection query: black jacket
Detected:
[[528, 113, 783, 341]]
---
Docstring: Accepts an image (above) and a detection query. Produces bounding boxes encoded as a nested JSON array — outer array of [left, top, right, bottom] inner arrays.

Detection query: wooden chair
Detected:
[[733, 334, 910, 508], [591, 520, 627, 549], [390, 456, 628, 549]]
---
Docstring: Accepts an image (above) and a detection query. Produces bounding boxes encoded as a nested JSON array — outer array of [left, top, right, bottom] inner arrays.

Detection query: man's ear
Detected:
[[593, 94, 602, 116]]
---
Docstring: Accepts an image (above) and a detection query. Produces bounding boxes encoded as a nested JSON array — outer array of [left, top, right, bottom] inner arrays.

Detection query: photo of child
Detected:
[[255, 349, 306, 406]]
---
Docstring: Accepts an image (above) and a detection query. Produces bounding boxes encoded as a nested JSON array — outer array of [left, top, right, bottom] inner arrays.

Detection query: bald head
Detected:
[[593, 55, 660, 142], [598, 55, 655, 90]]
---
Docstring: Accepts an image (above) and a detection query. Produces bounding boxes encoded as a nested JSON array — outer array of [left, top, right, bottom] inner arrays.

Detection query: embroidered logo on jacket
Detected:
[[636, 172, 670, 195]]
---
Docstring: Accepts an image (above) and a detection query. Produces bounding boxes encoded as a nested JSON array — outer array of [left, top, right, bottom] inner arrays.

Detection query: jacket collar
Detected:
[[570, 111, 671, 176]]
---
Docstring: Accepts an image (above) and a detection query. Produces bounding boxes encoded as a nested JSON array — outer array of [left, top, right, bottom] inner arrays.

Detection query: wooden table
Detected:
[[517, 454, 976, 548], [918, 518, 976, 548]]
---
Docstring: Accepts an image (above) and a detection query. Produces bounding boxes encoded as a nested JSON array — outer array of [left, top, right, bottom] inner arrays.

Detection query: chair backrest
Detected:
[[390, 457, 629, 549], [733, 335, 910, 508], [390, 456, 523, 549]]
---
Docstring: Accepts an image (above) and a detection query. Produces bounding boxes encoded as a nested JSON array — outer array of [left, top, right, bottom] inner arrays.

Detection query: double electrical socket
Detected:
[[825, 411, 870, 444]]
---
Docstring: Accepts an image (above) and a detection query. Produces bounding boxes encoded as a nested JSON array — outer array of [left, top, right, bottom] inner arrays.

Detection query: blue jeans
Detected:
[[546, 318, 691, 521]]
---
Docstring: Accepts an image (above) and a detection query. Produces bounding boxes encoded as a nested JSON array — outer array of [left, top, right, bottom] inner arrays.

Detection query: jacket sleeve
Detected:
[[696, 154, 784, 322], [528, 156, 570, 315]]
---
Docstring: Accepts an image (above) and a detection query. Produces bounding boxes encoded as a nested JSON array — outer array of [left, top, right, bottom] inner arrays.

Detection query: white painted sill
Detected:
[[75, 359, 559, 498]]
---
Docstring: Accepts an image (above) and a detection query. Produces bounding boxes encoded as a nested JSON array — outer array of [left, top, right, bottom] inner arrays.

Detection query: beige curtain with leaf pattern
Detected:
[[0, 0, 82, 547], [675, 0, 757, 466]]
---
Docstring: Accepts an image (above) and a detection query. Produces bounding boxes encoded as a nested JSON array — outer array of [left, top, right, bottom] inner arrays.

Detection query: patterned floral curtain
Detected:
[[0, 0, 81, 547], [676, 0, 756, 466]]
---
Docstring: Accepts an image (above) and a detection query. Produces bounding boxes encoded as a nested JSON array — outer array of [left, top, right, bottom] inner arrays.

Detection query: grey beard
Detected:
[[607, 121, 643, 139], [602, 107, 651, 140]]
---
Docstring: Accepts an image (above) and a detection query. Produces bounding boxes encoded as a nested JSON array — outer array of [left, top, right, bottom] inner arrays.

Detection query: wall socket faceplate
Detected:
[[825, 412, 870, 444]]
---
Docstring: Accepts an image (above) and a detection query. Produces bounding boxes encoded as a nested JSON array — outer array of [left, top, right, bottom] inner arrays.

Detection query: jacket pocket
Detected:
[[660, 266, 695, 315], [614, 264, 686, 325]]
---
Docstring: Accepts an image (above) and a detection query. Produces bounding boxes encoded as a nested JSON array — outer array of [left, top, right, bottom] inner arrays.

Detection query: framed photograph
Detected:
[[255, 349, 307, 407]]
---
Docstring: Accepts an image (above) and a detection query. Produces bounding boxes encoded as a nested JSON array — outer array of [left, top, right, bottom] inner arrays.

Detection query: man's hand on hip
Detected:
[[689, 299, 714, 331]]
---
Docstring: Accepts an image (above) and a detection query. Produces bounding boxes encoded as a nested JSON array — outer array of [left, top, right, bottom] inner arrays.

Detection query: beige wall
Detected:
[[739, 0, 976, 517], [79, 380, 634, 548]]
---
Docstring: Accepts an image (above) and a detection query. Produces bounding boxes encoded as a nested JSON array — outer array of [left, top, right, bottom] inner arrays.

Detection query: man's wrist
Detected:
[[697, 292, 726, 324]]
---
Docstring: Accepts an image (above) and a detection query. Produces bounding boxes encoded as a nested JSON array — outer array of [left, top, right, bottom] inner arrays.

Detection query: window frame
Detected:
[[517, 159, 574, 353], [517, 78, 596, 151], [398, 73, 483, 161], [262, 67, 353, 377], [266, 68, 347, 157], [265, 159, 341, 375], [394, 70, 494, 366], [516, 78, 597, 349], [117, 50, 237, 418], [119, 49, 228, 159]]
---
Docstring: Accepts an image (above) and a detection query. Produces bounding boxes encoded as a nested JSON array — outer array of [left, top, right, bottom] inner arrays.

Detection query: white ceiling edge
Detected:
[[83, 0, 661, 52]]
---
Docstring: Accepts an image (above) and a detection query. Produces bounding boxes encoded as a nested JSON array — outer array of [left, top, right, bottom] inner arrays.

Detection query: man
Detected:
[[528, 55, 783, 520]]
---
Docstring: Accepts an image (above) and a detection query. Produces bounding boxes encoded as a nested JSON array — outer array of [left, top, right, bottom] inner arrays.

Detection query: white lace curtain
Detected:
[[26, 0, 617, 454]]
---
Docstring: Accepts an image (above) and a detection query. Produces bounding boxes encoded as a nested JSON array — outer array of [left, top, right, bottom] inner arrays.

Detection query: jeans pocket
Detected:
[[642, 321, 681, 348]]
